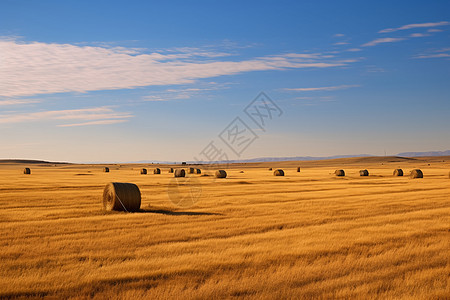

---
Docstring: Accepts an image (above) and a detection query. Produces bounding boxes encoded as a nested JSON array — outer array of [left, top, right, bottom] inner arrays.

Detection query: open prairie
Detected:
[[0, 156, 449, 299]]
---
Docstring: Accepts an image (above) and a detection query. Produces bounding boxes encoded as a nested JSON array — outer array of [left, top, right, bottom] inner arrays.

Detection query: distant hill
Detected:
[[0, 159, 69, 164], [396, 150, 450, 157]]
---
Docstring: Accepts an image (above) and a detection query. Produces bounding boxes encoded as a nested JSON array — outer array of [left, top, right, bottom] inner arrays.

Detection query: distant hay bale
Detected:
[[268, 168, 272, 171], [23, 168, 31, 175], [168, 167, 174, 173], [240, 170, 244, 173], [274, 169, 285, 176], [410, 169, 423, 179], [102, 182, 141, 212], [297, 167, 301, 172], [393, 169, 403, 176], [448, 171, 450, 179], [154, 168, 161, 174], [335, 169, 345, 177], [103, 167, 110, 173], [188, 167, 195, 174], [359, 169, 369, 176], [196, 168, 201, 174], [140, 168, 147, 175], [182, 162, 187, 165], [215, 170, 227, 178], [174, 169, 185, 177]]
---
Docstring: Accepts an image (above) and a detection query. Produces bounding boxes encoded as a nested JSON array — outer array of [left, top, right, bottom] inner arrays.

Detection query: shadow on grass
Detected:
[[137, 208, 222, 216]]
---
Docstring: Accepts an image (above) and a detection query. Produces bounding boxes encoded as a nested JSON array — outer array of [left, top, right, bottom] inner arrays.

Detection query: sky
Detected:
[[0, 0, 449, 163]]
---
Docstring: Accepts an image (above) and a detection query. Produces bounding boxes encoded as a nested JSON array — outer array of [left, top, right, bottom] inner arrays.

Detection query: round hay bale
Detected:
[[359, 169, 369, 176], [274, 169, 285, 176], [168, 167, 174, 173], [410, 169, 423, 179], [174, 169, 185, 177], [196, 168, 201, 174], [154, 168, 161, 174], [103, 167, 110, 173], [297, 167, 301, 173], [23, 168, 31, 175], [140, 168, 147, 175], [393, 169, 403, 176], [335, 169, 345, 177], [215, 170, 227, 178], [103, 182, 141, 212], [188, 167, 195, 174], [239, 170, 244, 173], [182, 162, 187, 165], [268, 168, 272, 171]]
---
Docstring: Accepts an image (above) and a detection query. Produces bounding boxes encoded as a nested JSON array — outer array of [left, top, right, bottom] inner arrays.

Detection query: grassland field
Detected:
[[0, 156, 449, 299]]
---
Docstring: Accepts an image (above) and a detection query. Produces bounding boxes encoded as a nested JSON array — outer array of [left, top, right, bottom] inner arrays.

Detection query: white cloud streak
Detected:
[[0, 106, 132, 125], [362, 37, 405, 47], [284, 84, 360, 92], [0, 39, 350, 98], [379, 21, 450, 33]]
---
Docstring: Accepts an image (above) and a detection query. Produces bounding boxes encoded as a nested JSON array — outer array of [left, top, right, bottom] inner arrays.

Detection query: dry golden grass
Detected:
[[0, 157, 449, 299]]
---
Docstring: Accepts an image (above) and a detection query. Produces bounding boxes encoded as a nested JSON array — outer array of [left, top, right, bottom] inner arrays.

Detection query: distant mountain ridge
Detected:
[[396, 150, 450, 157]]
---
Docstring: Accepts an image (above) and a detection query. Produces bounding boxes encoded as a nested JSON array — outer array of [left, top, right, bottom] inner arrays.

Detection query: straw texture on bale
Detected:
[[188, 167, 195, 174], [140, 168, 147, 175], [23, 168, 31, 175], [103, 167, 109, 173], [215, 170, 227, 178], [335, 169, 345, 177], [102, 182, 141, 212], [393, 169, 404, 176], [297, 167, 301, 172], [359, 169, 369, 176], [154, 168, 161, 174], [174, 169, 185, 177], [274, 169, 285, 176], [168, 167, 174, 173], [196, 168, 201, 174], [410, 169, 423, 179]]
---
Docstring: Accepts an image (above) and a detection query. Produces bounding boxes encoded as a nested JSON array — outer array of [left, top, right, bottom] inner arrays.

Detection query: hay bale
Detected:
[[410, 169, 423, 179], [188, 167, 195, 174], [196, 168, 201, 174], [297, 167, 301, 173], [168, 167, 174, 173], [393, 169, 403, 176], [239, 171, 244, 173], [140, 168, 147, 175], [268, 168, 272, 171], [274, 169, 285, 176], [215, 170, 227, 178], [103, 182, 141, 212], [154, 168, 161, 174], [174, 169, 185, 177], [23, 168, 31, 175], [182, 162, 187, 165], [359, 169, 369, 176], [448, 171, 450, 179], [103, 167, 110, 173], [335, 169, 345, 177]]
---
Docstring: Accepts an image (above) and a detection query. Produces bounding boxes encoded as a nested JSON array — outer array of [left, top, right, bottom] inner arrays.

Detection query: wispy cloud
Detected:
[[283, 84, 360, 92], [334, 34, 345, 37], [427, 28, 443, 33], [0, 38, 353, 98], [409, 33, 430, 38], [58, 119, 128, 127], [143, 83, 229, 102], [0, 106, 132, 126], [379, 21, 450, 33], [413, 47, 450, 59], [346, 48, 362, 52], [0, 99, 40, 106], [362, 37, 405, 47], [333, 42, 350, 45]]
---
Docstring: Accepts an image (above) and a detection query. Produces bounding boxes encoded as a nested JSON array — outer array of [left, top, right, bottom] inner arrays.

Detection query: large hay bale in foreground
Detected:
[[103, 182, 141, 212], [359, 169, 369, 176], [335, 169, 345, 177], [393, 169, 403, 176], [168, 167, 174, 173], [174, 169, 185, 177], [196, 168, 201, 174], [188, 167, 195, 174], [23, 168, 31, 175], [103, 167, 110, 173], [297, 167, 301, 173], [154, 168, 161, 174], [140, 168, 147, 175], [215, 170, 227, 178], [274, 169, 285, 176], [410, 169, 423, 179]]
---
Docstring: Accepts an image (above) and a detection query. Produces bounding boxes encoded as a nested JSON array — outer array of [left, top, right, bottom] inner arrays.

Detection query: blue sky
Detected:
[[0, 0, 449, 163]]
